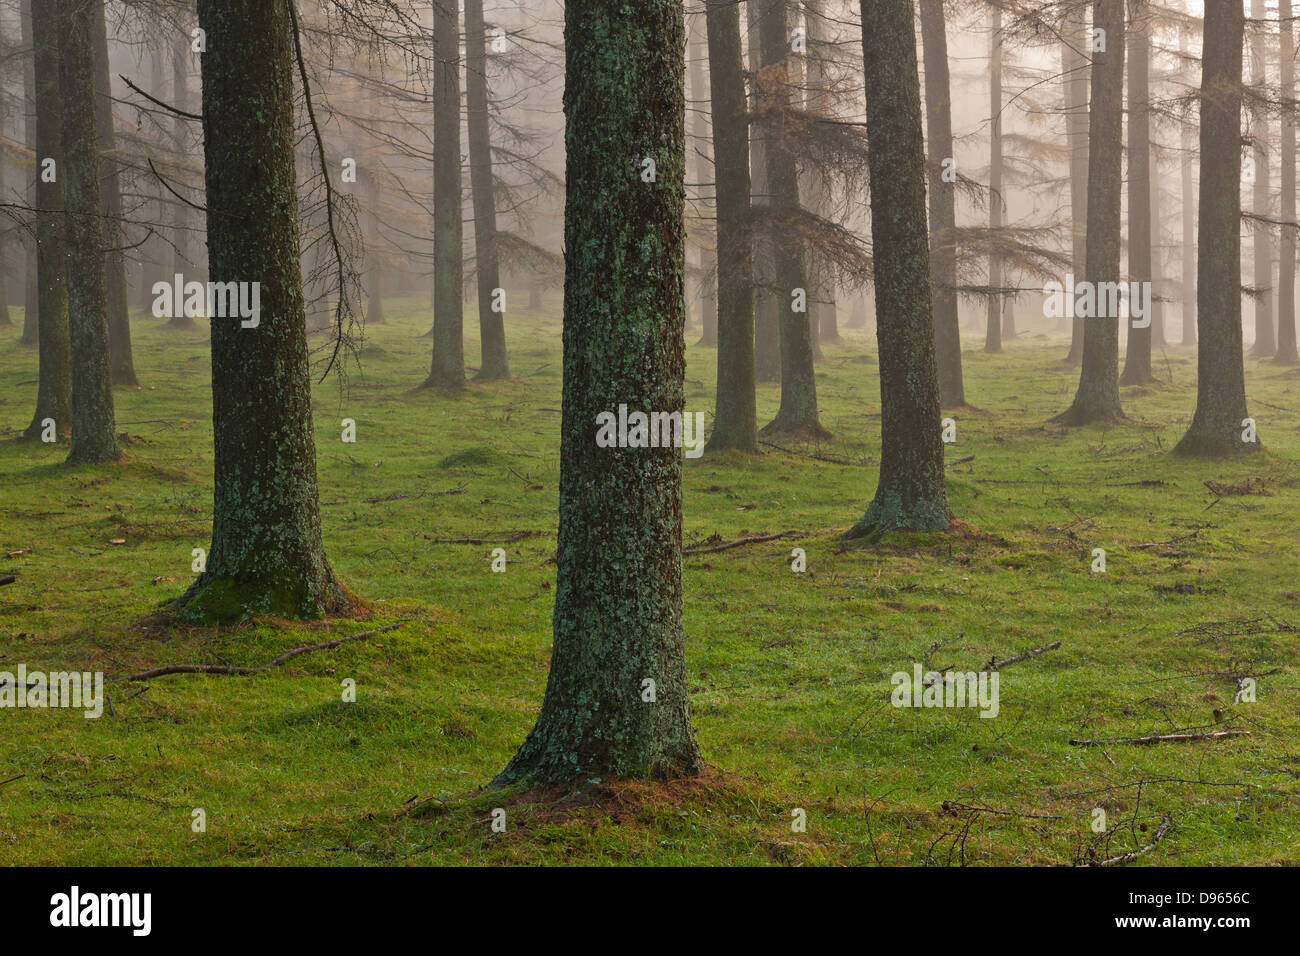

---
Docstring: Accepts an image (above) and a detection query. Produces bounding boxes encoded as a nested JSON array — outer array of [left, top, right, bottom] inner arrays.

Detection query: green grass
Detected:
[[1, 299, 1298, 866]]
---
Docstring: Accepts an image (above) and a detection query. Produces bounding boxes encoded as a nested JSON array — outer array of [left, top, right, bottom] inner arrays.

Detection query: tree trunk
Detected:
[[804, 0, 837, 345], [1180, 26, 1197, 346], [92, 0, 137, 385], [465, 0, 508, 379], [756, 0, 823, 437], [688, 11, 717, 348], [1120, 0, 1151, 386], [136, 43, 166, 315], [0, 37, 12, 328], [1054, 0, 1125, 424], [704, 0, 756, 453], [365, 172, 385, 324], [1175, 0, 1258, 456], [1277, 0, 1298, 364], [746, 0, 779, 382], [165, 34, 196, 329], [57, 0, 119, 464], [23, 0, 70, 441], [1149, 144, 1166, 347], [178, 0, 344, 620], [495, 0, 700, 785], [1249, 0, 1275, 356], [425, 0, 465, 387], [1063, 5, 1089, 362], [847, 0, 949, 538], [985, 6, 1003, 353], [19, 0, 40, 347], [918, 0, 964, 406]]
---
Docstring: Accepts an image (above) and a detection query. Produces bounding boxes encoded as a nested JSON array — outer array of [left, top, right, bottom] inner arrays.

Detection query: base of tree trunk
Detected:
[[845, 492, 950, 541], [112, 370, 141, 387], [1172, 427, 1263, 458], [1271, 349, 1298, 365], [419, 371, 465, 390], [491, 722, 701, 789], [759, 414, 830, 442], [175, 569, 349, 624], [1050, 398, 1125, 426], [1118, 367, 1151, 387], [704, 433, 759, 455], [472, 364, 510, 382], [17, 334, 37, 347], [165, 316, 198, 330]]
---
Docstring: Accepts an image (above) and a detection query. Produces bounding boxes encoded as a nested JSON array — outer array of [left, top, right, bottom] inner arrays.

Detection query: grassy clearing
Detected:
[[1, 300, 1298, 865]]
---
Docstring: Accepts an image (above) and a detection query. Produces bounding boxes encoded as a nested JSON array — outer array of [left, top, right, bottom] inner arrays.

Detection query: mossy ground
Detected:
[[1, 302, 1298, 865]]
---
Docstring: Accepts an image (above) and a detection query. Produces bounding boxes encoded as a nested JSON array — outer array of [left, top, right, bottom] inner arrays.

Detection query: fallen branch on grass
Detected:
[[683, 531, 801, 555], [430, 531, 536, 545], [758, 441, 863, 466], [987, 640, 1061, 671], [1069, 729, 1249, 747], [363, 488, 465, 504], [120, 623, 405, 682], [1092, 816, 1172, 867], [945, 455, 975, 468], [0, 576, 14, 588]]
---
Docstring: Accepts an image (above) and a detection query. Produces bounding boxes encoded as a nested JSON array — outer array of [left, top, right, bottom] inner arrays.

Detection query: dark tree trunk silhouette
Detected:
[[177, 0, 344, 620], [165, 34, 196, 330], [1249, 0, 1275, 357], [918, 0, 964, 407], [495, 0, 700, 785], [746, 0, 779, 382], [704, 0, 756, 453], [805, 0, 837, 345], [1278, 0, 1298, 364], [1175, 0, 1258, 456], [425, 0, 464, 387], [23, 0, 71, 441], [465, 0, 508, 380], [1120, 0, 1151, 386], [985, 5, 1003, 353], [1180, 25, 1197, 347], [847, 0, 949, 539], [1054, 0, 1124, 425], [1063, 4, 1089, 363], [18, 0, 39, 347]]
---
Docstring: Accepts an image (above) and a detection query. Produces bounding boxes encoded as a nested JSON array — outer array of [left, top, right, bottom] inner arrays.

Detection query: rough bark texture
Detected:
[[178, 0, 343, 620], [92, 0, 137, 385], [847, 0, 950, 539], [704, 0, 756, 453], [425, 0, 465, 388], [756, 0, 823, 438], [984, 6, 1003, 353], [1249, 0, 1275, 357], [1063, 5, 1089, 363], [918, 0, 964, 407], [688, 11, 717, 348], [495, 0, 700, 785], [1175, 0, 1258, 457], [1120, 0, 1151, 386], [23, 0, 71, 441], [465, 0, 508, 380], [1278, 0, 1298, 364], [1055, 0, 1124, 424], [746, 0, 779, 382]]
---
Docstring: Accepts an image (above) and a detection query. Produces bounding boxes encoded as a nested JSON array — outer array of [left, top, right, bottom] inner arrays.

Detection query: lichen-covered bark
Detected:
[[704, 0, 756, 453], [1278, 0, 1298, 365], [1120, 0, 1151, 386], [847, 0, 950, 538], [984, 5, 1003, 354], [465, 0, 507, 380], [495, 0, 700, 785], [23, 0, 70, 442], [1175, 0, 1258, 457], [178, 0, 343, 621], [1055, 0, 1124, 425], [755, 0, 823, 438], [425, 0, 465, 388], [57, 0, 119, 465], [91, 0, 136, 386], [918, 0, 964, 407]]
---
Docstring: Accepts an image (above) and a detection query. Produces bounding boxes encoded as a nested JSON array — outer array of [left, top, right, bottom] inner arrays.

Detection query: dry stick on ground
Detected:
[[120, 624, 405, 682], [945, 455, 975, 468], [0, 773, 25, 788], [683, 531, 802, 555], [1069, 729, 1250, 746], [987, 640, 1062, 671], [430, 531, 536, 545], [1093, 815, 1172, 866], [0, 576, 14, 587]]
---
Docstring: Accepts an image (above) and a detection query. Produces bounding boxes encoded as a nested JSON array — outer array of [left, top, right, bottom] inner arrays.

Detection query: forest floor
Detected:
[[1, 299, 1298, 866]]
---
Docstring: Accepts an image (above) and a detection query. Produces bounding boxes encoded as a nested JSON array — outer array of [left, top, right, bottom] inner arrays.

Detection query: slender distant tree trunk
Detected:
[[23, 0, 70, 441], [1055, 0, 1125, 424], [1249, 0, 1275, 357], [847, 293, 867, 328], [1180, 26, 1197, 347], [0, 49, 11, 328], [495, 0, 700, 786], [847, 0, 949, 539], [165, 34, 196, 329], [1277, 0, 1298, 364], [1176, 0, 1257, 456], [136, 42, 166, 316], [1120, 0, 1151, 386], [918, 0, 963, 406], [1150, 146, 1166, 347], [57, 0, 119, 464], [92, 0, 137, 385], [178, 0, 344, 621], [1002, 285, 1016, 338], [365, 172, 385, 324], [746, 0, 779, 382], [688, 11, 717, 348], [425, 0, 464, 387], [804, 0, 837, 345], [465, 0, 508, 379], [1063, 4, 1089, 362], [19, 0, 40, 347], [985, 6, 1003, 353], [756, 0, 823, 437], [704, 0, 756, 453]]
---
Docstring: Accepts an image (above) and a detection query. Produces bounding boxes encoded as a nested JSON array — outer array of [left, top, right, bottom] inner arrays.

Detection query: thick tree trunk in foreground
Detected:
[[23, 0, 71, 441], [1278, 0, 1298, 364], [919, 0, 964, 406], [465, 0, 508, 380], [1249, 0, 1275, 357], [57, 0, 119, 464], [1055, 0, 1124, 424], [756, 0, 823, 437], [704, 0, 756, 453], [1063, 5, 1089, 362], [746, 0, 779, 382], [1175, 0, 1258, 456], [985, 6, 1003, 353], [178, 0, 343, 620], [92, 0, 137, 385], [425, 0, 465, 388], [688, 12, 717, 348], [496, 0, 700, 785], [1120, 0, 1151, 386], [847, 0, 949, 539]]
